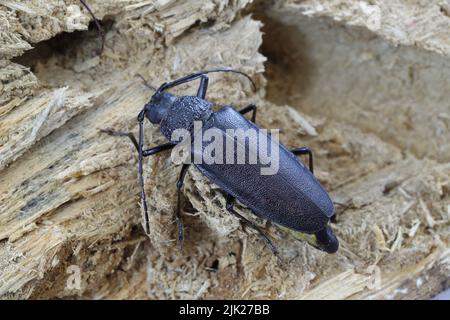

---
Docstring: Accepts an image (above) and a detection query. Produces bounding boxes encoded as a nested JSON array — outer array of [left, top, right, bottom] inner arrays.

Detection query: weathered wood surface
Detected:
[[0, 0, 448, 299]]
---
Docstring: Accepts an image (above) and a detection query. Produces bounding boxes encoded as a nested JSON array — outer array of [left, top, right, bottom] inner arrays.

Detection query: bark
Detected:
[[0, 0, 448, 299]]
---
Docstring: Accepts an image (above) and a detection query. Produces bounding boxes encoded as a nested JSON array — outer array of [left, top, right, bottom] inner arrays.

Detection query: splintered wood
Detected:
[[0, 0, 448, 299]]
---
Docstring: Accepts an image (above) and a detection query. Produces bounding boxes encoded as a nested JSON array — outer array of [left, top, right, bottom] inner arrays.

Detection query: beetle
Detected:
[[76, 1, 338, 254], [103, 68, 339, 255]]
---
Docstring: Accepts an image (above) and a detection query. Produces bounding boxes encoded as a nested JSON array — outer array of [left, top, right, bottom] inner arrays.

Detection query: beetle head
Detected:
[[145, 91, 177, 124]]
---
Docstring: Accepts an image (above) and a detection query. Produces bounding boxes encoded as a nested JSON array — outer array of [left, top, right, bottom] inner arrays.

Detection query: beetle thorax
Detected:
[[160, 96, 213, 140]]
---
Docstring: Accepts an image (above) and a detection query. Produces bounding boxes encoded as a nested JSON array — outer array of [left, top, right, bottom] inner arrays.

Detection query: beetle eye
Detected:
[[147, 103, 164, 124], [145, 92, 176, 124]]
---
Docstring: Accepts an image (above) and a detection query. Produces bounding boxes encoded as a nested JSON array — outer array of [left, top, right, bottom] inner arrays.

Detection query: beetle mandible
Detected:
[[104, 69, 339, 255]]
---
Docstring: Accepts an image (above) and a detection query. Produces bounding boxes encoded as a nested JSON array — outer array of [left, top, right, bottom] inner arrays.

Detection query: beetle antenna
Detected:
[[136, 73, 157, 92], [200, 68, 257, 91], [137, 109, 151, 234], [79, 0, 105, 55], [157, 68, 257, 93]]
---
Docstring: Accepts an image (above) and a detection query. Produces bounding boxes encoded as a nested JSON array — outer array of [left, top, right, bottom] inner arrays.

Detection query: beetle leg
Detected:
[[101, 126, 176, 235], [239, 104, 257, 123], [291, 147, 314, 174], [142, 142, 175, 156], [100, 129, 175, 157], [100, 129, 139, 150], [225, 194, 280, 259], [175, 164, 190, 250]]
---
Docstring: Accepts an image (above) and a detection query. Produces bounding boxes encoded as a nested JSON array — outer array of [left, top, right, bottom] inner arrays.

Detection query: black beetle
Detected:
[[104, 69, 339, 255]]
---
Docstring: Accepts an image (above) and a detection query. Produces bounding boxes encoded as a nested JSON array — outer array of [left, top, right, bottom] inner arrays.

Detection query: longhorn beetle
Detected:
[[77, 0, 338, 255], [103, 69, 339, 255]]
